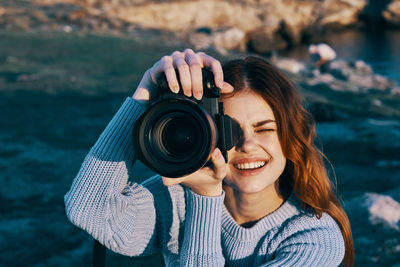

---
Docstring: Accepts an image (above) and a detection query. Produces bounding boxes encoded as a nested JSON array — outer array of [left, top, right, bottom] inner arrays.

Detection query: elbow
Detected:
[[64, 191, 83, 228], [64, 190, 95, 231]]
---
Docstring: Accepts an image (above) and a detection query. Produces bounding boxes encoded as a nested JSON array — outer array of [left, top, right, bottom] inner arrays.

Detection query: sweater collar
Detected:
[[221, 193, 303, 241]]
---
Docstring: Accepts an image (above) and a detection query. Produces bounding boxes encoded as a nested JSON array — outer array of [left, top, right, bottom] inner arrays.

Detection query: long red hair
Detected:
[[222, 56, 354, 267]]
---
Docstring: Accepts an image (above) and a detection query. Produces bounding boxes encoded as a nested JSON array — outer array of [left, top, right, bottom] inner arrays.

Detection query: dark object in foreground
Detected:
[[92, 239, 105, 267], [133, 68, 242, 178]]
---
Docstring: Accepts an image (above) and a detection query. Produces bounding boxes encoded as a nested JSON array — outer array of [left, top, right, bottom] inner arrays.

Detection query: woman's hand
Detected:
[[133, 49, 233, 195], [132, 48, 234, 106], [133, 48, 234, 196], [162, 148, 229, 197]]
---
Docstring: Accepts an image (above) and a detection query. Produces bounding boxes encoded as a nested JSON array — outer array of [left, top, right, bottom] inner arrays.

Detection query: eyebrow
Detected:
[[253, 119, 276, 127]]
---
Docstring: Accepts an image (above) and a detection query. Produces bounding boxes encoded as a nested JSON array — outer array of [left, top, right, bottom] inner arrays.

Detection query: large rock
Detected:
[[188, 27, 246, 54], [111, 0, 318, 46], [364, 193, 400, 231], [346, 192, 400, 231], [325, 59, 397, 92], [319, 0, 368, 29], [114, 1, 263, 32], [383, 0, 400, 27], [246, 27, 289, 54], [271, 56, 306, 74]]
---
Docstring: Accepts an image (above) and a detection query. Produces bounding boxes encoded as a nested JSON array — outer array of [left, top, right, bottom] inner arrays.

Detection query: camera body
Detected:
[[132, 68, 241, 178]]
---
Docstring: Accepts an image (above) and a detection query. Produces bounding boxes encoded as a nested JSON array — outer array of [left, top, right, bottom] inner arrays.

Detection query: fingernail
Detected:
[[194, 92, 202, 100], [172, 86, 179, 93], [219, 82, 224, 89]]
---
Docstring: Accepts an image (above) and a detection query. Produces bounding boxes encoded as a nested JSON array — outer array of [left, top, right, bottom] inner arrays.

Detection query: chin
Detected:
[[224, 176, 275, 195]]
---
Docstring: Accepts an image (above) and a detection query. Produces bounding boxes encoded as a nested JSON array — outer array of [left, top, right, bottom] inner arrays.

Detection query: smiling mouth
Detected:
[[233, 161, 267, 170]]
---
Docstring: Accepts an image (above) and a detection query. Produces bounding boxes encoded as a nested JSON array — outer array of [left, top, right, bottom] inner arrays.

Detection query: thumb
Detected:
[[220, 81, 234, 94], [210, 148, 227, 180]]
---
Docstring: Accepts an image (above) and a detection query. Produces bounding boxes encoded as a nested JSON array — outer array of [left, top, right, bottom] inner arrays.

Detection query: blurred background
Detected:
[[0, 0, 399, 266]]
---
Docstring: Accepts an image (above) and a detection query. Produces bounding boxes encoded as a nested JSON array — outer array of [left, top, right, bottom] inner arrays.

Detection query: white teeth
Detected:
[[234, 161, 266, 170]]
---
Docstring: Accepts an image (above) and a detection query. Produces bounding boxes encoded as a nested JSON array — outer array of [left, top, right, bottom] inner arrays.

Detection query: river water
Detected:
[[281, 30, 400, 86]]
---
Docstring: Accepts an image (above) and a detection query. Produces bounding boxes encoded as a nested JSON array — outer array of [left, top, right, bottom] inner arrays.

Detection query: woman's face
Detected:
[[223, 91, 287, 194]]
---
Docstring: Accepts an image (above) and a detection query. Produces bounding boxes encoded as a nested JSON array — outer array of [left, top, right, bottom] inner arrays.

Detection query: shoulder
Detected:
[[282, 194, 344, 242], [269, 195, 345, 265]]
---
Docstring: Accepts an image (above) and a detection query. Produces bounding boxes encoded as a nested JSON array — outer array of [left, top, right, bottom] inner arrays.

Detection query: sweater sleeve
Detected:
[[180, 188, 225, 266], [260, 213, 345, 267], [64, 97, 162, 256]]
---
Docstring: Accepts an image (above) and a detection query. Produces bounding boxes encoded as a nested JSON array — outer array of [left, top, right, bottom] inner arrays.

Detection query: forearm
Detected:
[[180, 188, 225, 266], [65, 97, 145, 220], [64, 98, 159, 255]]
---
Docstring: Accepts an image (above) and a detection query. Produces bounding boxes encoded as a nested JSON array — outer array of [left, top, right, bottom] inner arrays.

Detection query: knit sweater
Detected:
[[64, 97, 345, 267]]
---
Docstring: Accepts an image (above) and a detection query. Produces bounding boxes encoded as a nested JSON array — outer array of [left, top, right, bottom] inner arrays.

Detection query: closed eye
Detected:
[[256, 128, 275, 133]]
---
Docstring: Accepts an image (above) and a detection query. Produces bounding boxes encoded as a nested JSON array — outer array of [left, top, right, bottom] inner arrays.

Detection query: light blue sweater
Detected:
[[64, 97, 345, 266]]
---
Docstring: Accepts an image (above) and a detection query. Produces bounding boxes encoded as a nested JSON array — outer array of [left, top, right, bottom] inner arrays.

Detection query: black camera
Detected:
[[132, 68, 242, 178]]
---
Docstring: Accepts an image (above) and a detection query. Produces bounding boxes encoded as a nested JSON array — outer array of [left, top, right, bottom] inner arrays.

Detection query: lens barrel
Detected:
[[133, 96, 218, 178]]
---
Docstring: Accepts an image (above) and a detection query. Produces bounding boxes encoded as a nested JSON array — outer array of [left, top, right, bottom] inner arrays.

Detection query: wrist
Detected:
[[131, 96, 149, 108], [190, 184, 223, 197]]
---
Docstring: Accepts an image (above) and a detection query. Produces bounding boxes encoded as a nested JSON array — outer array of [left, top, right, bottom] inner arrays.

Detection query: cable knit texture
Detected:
[[65, 97, 345, 267]]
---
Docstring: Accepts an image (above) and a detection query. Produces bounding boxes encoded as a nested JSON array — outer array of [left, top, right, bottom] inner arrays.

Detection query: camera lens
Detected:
[[133, 97, 217, 178], [160, 115, 200, 156], [151, 112, 202, 161]]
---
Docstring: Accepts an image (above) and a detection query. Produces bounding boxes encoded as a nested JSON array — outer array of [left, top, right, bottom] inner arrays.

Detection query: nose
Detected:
[[236, 130, 257, 153]]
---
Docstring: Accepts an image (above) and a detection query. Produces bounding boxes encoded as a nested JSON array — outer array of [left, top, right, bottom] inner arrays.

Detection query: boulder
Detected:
[[12, 16, 31, 30], [187, 32, 213, 51], [68, 9, 88, 23], [188, 27, 246, 54], [210, 27, 246, 52], [25, 0, 393, 54], [271, 57, 305, 74], [32, 10, 50, 23], [72, 0, 367, 51], [262, 0, 318, 45], [348, 74, 375, 90], [0, 6, 5, 17], [353, 60, 373, 75], [325, 59, 395, 92], [346, 192, 400, 231], [383, 0, 400, 27], [114, 1, 262, 32], [319, 0, 368, 29], [246, 27, 288, 54], [364, 193, 400, 231]]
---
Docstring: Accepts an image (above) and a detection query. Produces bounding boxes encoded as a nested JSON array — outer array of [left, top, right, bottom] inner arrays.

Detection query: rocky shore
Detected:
[[2, 0, 400, 54], [0, 1, 400, 266]]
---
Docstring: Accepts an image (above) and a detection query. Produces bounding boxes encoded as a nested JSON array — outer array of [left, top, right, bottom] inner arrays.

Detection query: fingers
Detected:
[[197, 52, 224, 89], [184, 49, 203, 100], [150, 49, 227, 100], [196, 52, 233, 94], [172, 51, 192, 98], [157, 56, 180, 93]]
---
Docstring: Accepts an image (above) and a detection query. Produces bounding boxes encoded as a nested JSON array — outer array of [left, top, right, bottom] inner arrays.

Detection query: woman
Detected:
[[65, 49, 354, 266]]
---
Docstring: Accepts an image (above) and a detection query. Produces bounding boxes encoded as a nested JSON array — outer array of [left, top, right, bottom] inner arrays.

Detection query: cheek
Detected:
[[258, 134, 284, 155]]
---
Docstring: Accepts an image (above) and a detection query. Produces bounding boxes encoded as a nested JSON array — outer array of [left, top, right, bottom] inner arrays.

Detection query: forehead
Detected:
[[222, 91, 275, 123]]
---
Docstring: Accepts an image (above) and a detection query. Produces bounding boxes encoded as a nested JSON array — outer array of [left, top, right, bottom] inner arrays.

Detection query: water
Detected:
[[281, 30, 400, 86]]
